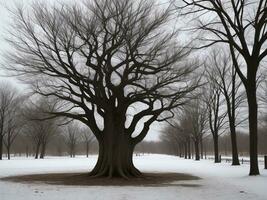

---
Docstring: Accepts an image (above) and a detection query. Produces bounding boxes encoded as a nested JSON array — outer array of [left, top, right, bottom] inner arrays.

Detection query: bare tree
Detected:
[[203, 81, 227, 163], [81, 128, 95, 157], [0, 83, 20, 160], [22, 97, 58, 159], [5, 0, 198, 177], [179, 0, 267, 175], [64, 122, 81, 158], [161, 125, 185, 157], [3, 95, 25, 159], [205, 50, 244, 165], [183, 100, 207, 161]]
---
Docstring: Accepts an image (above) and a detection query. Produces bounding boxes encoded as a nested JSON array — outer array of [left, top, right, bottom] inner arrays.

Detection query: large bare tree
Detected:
[[178, 0, 267, 175], [5, 0, 198, 177]]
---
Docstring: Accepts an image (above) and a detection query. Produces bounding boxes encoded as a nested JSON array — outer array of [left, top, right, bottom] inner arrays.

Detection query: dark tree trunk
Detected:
[[214, 136, 220, 163], [179, 144, 182, 157], [39, 143, 46, 159], [35, 144, 40, 159], [184, 143, 188, 159], [89, 135, 141, 178], [229, 122, 240, 165], [246, 81, 259, 175], [7, 146, 10, 160], [195, 140, 200, 161], [188, 139, 191, 159]]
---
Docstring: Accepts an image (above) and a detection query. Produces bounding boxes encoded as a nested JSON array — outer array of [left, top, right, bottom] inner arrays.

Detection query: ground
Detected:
[[0, 154, 266, 200]]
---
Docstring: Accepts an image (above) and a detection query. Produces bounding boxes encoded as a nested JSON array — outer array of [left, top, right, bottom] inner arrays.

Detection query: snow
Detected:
[[0, 154, 266, 200]]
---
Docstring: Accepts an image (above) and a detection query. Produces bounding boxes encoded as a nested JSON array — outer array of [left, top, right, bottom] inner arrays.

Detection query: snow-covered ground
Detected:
[[0, 154, 266, 200]]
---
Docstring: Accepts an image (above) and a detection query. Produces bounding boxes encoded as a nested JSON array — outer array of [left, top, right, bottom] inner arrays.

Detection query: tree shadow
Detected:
[[1, 172, 201, 187]]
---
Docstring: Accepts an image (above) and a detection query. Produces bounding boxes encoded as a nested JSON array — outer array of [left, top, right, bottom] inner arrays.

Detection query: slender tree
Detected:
[[183, 100, 207, 161], [205, 50, 244, 165], [22, 97, 58, 159], [0, 84, 20, 160], [204, 82, 226, 163], [64, 122, 81, 158], [179, 0, 267, 175], [82, 128, 95, 157], [5, 0, 198, 177], [3, 95, 25, 160]]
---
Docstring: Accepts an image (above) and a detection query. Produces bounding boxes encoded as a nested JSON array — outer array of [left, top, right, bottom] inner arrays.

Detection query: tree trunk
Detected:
[[89, 134, 141, 178], [86, 142, 89, 158], [184, 143, 188, 159], [246, 82, 259, 175], [229, 122, 240, 165], [214, 136, 220, 163], [39, 142, 46, 159], [195, 140, 200, 161], [188, 139, 191, 159], [35, 144, 40, 159], [7, 146, 10, 160]]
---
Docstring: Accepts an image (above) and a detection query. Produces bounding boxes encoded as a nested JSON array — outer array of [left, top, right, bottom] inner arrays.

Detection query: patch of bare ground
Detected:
[[1, 173, 201, 187]]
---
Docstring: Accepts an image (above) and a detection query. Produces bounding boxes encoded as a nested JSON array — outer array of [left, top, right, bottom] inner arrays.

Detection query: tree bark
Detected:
[[246, 81, 259, 175], [89, 135, 141, 178]]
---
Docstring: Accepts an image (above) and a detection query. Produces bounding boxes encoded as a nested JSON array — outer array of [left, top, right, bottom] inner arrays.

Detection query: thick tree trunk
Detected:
[[194, 140, 200, 161], [246, 83, 259, 175], [89, 135, 141, 178], [213, 136, 220, 163]]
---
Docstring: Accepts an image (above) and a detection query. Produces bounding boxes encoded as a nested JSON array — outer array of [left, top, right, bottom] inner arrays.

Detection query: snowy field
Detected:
[[0, 154, 266, 200]]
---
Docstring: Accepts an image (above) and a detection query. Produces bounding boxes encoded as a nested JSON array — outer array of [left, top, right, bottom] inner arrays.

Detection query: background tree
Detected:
[[3, 94, 25, 159], [203, 81, 226, 163], [205, 49, 244, 165], [81, 127, 95, 157], [0, 83, 20, 160], [5, 0, 198, 177], [183, 100, 207, 161], [22, 97, 58, 159], [64, 122, 81, 158], [179, 0, 267, 175]]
